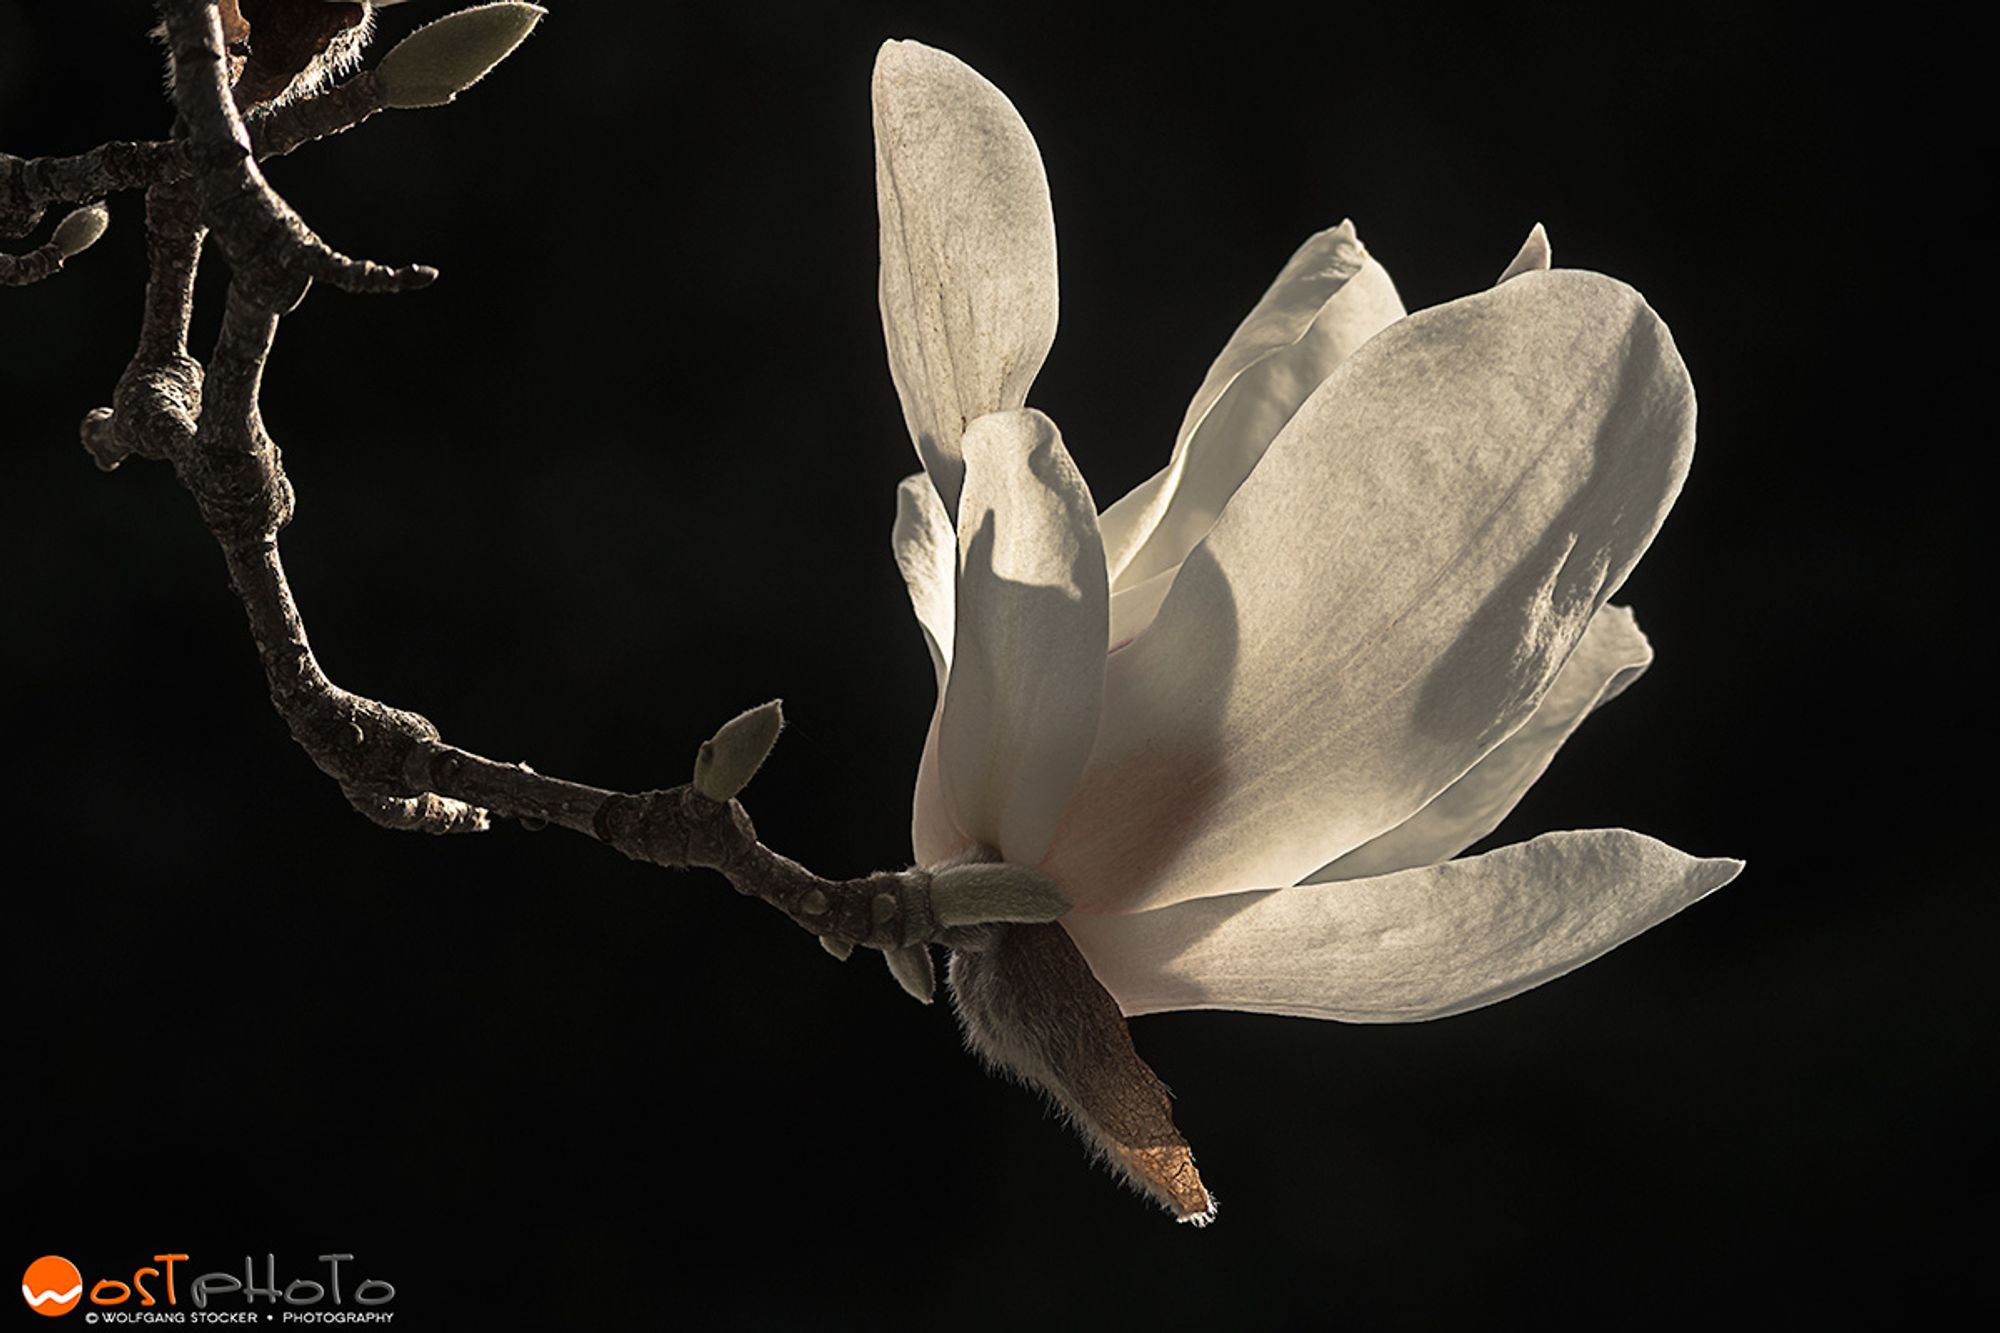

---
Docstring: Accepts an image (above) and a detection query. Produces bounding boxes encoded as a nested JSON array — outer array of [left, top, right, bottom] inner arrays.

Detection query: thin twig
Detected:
[[160, 0, 432, 297], [0, 78, 384, 250]]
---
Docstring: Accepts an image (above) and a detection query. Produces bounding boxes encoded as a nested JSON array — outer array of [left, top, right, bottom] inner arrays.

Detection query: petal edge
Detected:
[[1067, 829, 1742, 1022]]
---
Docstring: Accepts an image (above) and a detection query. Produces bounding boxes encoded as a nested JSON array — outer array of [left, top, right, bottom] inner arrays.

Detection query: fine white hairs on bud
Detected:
[[53, 203, 110, 258], [930, 862, 1072, 926], [883, 944, 936, 1004], [692, 699, 784, 802], [376, 2, 546, 110], [948, 923, 1217, 1225]]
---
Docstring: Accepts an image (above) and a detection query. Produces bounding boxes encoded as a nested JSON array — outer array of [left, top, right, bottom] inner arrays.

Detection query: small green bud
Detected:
[[377, 2, 546, 110], [692, 699, 784, 802], [930, 862, 1071, 926], [53, 203, 109, 258], [883, 944, 935, 1004]]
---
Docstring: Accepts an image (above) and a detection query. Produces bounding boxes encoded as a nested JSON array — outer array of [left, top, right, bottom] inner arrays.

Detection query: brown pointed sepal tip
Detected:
[[1112, 1144, 1216, 1226]]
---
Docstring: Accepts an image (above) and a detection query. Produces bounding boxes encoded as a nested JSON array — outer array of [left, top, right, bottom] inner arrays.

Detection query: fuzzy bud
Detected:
[[376, 2, 546, 110], [52, 203, 109, 258], [692, 699, 784, 802], [930, 862, 1071, 926]]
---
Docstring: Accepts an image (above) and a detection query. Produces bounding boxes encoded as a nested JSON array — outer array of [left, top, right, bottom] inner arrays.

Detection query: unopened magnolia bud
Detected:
[[376, 2, 546, 110], [53, 203, 109, 258], [884, 944, 935, 1004], [930, 863, 1071, 926], [692, 699, 783, 801]]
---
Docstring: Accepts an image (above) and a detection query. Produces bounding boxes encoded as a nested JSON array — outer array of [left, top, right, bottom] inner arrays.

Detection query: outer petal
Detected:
[[892, 472, 958, 689], [940, 409, 1108, 864], [1104, 221, 1406, 589], [1307, 604, 1652, 882], [874, 40, 1059, 515], [1047, 270, 1697, 912], [893, 473, 969, 865], [912, 709, 967, 869], [1065, 830, 1742, 1022], [1496, 222, 1552, 284]]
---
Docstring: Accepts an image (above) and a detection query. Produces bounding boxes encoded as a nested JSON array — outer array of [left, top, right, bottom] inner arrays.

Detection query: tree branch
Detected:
[[12, 1, 1229, 1223], [0, 77, 384, 252], [49, 2, 1040, 1002], [158, 0, 432, 297]]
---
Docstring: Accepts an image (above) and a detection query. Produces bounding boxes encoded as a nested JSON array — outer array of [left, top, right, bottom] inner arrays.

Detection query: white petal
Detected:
[[940, 409, 1108, 864], [1046, 270, 1697, 912], [1096, 464, 1171, 584], [892, 472, 958, 688], [894, 473, 971, 866], [912, 706, 967, 868], [874, 41, 1058, 515], [1108, 221, 1406, 590], [1308, 604, 1652, 882], [1496, 222, 1552, 284], [1066, 830, 1742, 1022], [1107, 563, 1177, 652]]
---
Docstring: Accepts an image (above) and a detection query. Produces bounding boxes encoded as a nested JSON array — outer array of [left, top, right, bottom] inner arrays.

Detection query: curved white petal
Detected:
[[1096, 465, 1171, 583], [1046, 270, 1697, 912], [1307, 604, 1652, 883], [892, 472, 958, 688], [912, 707, 966, 868], [1107, 563, 1178, 652], [874, 40, 1058, 515], [1108, 221, 1407, 590], [894, 472, 969, 865], [1066, 830, 1742, 1022], [1497, 222, 1552, 284], [939, 409, 1108, 864]]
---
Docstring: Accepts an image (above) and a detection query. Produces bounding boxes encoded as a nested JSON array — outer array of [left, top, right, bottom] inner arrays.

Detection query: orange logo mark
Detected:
[[20, 1256, 82, 1318]]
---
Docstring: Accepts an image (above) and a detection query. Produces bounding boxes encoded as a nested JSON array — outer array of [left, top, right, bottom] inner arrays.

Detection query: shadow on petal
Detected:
[[1414, 311, 1688, 756]]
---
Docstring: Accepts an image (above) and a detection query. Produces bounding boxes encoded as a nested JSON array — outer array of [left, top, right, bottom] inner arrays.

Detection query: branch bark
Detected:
[[12, 5, 1224, 1228], [48, 1, 993, 999], [0, 76, 384, 273]]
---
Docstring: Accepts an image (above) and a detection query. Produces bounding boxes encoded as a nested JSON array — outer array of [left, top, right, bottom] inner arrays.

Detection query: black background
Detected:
[[3, 2, 1975, 1327]]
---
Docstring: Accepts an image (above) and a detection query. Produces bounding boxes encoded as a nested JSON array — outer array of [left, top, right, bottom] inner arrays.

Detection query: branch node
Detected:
[[348, 788, 491, 835]]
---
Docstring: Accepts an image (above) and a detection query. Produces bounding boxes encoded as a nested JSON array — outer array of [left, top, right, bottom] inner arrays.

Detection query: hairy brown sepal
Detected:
[[947, 922, 1216, 1225]]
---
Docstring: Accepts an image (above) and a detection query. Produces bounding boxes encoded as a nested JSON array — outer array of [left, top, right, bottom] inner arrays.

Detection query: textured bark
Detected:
[[0, 238, 65, 286], [31, 4, 965, 967], [161, 0, 433, 296], [0, 48, 386, 286], [10, 1, 1191, 1221]]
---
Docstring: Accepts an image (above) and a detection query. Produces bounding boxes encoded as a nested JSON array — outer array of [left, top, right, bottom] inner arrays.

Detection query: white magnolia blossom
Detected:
[[875, 39, 1741, 1217]]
